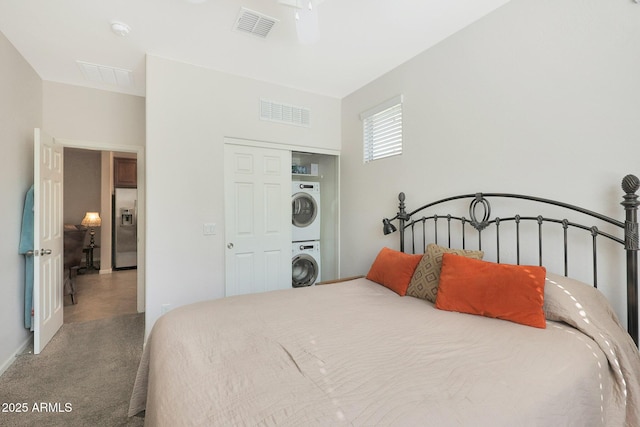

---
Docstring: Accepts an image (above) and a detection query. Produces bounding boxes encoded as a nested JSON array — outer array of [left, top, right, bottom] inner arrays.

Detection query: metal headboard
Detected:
[[383, 174, 640, 345]]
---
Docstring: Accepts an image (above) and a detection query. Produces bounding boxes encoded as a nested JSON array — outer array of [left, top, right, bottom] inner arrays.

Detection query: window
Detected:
[[361, 95, 403, 163]]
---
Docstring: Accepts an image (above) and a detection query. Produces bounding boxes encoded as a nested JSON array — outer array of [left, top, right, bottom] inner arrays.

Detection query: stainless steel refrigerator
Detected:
[[114, 188, 137, 269]]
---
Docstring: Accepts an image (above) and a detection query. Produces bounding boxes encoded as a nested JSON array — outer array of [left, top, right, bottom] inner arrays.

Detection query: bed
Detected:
[[129, 175, 640, 426]]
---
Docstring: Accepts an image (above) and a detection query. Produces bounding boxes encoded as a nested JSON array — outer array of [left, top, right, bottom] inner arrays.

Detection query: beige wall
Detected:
[[340, 0, 640, 321], [145, 55, 341, 335], [64, 148, 102, 247], [42, 81, 145, 146], [0, 31, 42, 374]]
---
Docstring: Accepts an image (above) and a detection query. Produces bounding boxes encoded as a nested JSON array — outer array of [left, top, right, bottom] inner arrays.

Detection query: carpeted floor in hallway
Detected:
[[0, 270, 144, 426]]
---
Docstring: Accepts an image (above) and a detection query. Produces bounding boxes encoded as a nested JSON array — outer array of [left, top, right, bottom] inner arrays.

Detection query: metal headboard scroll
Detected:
[[469, 193, 491, 231], [383, 174, 640, 345]]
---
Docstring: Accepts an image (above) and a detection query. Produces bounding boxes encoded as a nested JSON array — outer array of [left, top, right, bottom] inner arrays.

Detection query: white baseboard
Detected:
[[0, 334, 32, 377], [99, 268, 112, 275]]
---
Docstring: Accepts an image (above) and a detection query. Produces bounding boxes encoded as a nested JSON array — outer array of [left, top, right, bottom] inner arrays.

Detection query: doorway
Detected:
[[61, 144, 144, 322]]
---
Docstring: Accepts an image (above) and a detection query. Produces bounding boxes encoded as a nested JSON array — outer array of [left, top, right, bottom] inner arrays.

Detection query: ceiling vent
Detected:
[[260, 99, 310, 127], [235, 7, 278, 38], [77, 61, 134, 89]]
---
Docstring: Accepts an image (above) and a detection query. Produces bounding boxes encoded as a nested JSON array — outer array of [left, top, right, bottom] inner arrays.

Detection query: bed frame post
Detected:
[[398, 192, 407, 253], [621, 174, 640, 346]]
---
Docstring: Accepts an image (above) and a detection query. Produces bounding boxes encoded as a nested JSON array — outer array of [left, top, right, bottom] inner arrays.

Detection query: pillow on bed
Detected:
[[407, 243, 484, 303], [435, 253, 547, 328], [366, 247, 422, 296]]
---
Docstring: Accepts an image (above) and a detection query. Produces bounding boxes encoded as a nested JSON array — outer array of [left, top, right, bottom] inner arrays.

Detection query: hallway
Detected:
[[64, 269, 138, 323], [0, 269, 143, 425]]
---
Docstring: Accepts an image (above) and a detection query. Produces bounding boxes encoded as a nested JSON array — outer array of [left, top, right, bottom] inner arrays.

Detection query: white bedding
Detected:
[[129, 274, 640, 426]]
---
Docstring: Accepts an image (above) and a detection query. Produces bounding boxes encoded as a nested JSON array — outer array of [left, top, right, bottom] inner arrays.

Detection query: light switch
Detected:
[[203, 223, 216, 235]]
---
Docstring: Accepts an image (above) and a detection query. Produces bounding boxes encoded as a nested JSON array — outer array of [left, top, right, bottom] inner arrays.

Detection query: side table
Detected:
[[82, 245, 100, 271]]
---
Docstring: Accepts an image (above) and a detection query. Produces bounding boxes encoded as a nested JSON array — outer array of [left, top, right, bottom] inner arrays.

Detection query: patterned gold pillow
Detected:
[[406, 243, 484, 303]]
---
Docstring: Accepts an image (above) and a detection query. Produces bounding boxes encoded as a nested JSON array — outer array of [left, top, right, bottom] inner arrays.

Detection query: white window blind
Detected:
[[361, 95, 403, 163]]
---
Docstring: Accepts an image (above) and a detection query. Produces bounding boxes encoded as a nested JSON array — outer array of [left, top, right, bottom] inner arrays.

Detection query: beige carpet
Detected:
[[0, 313, 145, 426], [2, 270, 143, 426]]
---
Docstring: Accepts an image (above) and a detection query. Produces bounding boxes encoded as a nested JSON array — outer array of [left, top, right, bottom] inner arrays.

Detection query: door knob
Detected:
[[40, 249, 52, 256], [227, 243, 234, 249]]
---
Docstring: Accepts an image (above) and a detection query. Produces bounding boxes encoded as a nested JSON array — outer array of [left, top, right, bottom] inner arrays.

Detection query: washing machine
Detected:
[[292, 181, 321, 242], [292, 241, 321, 287]]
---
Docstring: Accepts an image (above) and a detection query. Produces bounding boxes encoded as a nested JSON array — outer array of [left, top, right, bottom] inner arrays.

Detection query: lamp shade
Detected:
[[382, 218, 397, 235], [81, 212, 102, 228]]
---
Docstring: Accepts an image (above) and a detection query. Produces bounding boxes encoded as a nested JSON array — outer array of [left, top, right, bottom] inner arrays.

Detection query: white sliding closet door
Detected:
[[224, 143, 292, 296]]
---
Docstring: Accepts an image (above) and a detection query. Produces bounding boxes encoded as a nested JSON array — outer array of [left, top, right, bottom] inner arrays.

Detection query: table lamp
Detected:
[[81, 212, 102, 248]]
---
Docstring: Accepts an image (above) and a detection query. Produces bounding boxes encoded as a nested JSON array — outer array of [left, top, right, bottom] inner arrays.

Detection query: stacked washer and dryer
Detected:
[[291, 181, 321, 287]]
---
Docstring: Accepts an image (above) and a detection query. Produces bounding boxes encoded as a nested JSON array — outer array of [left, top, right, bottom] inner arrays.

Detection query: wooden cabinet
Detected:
[[114, 157, 137, 188]]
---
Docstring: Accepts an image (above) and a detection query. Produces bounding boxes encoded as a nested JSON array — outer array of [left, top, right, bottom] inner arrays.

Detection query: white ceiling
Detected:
[[0, 0, 510, 98]]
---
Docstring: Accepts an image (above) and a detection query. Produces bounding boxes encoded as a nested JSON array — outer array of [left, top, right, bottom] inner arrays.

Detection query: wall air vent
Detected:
[[260, 99, 311, 127], [235, 7, 278, 38]]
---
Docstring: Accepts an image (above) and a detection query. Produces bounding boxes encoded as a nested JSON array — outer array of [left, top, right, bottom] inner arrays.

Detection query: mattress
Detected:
[[129, 274, 640, 426]]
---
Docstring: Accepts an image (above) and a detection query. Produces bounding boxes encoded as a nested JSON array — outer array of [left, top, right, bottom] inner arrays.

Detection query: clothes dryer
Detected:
[[292, 181, 321, 242], [292, 241, 321, 287]]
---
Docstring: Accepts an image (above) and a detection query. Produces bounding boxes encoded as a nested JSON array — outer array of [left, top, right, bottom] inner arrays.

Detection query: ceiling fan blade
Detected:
[[295, 2, 320, 44]]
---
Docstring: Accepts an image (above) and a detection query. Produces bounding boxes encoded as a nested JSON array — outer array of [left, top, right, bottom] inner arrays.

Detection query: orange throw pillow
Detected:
[[435, 253, 546, 328], [366, 247, 423, 296]]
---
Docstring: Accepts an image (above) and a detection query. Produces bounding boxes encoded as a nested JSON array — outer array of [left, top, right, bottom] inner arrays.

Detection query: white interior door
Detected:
[[33, 128, 64, 354], [224, 144, 291, 296]]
